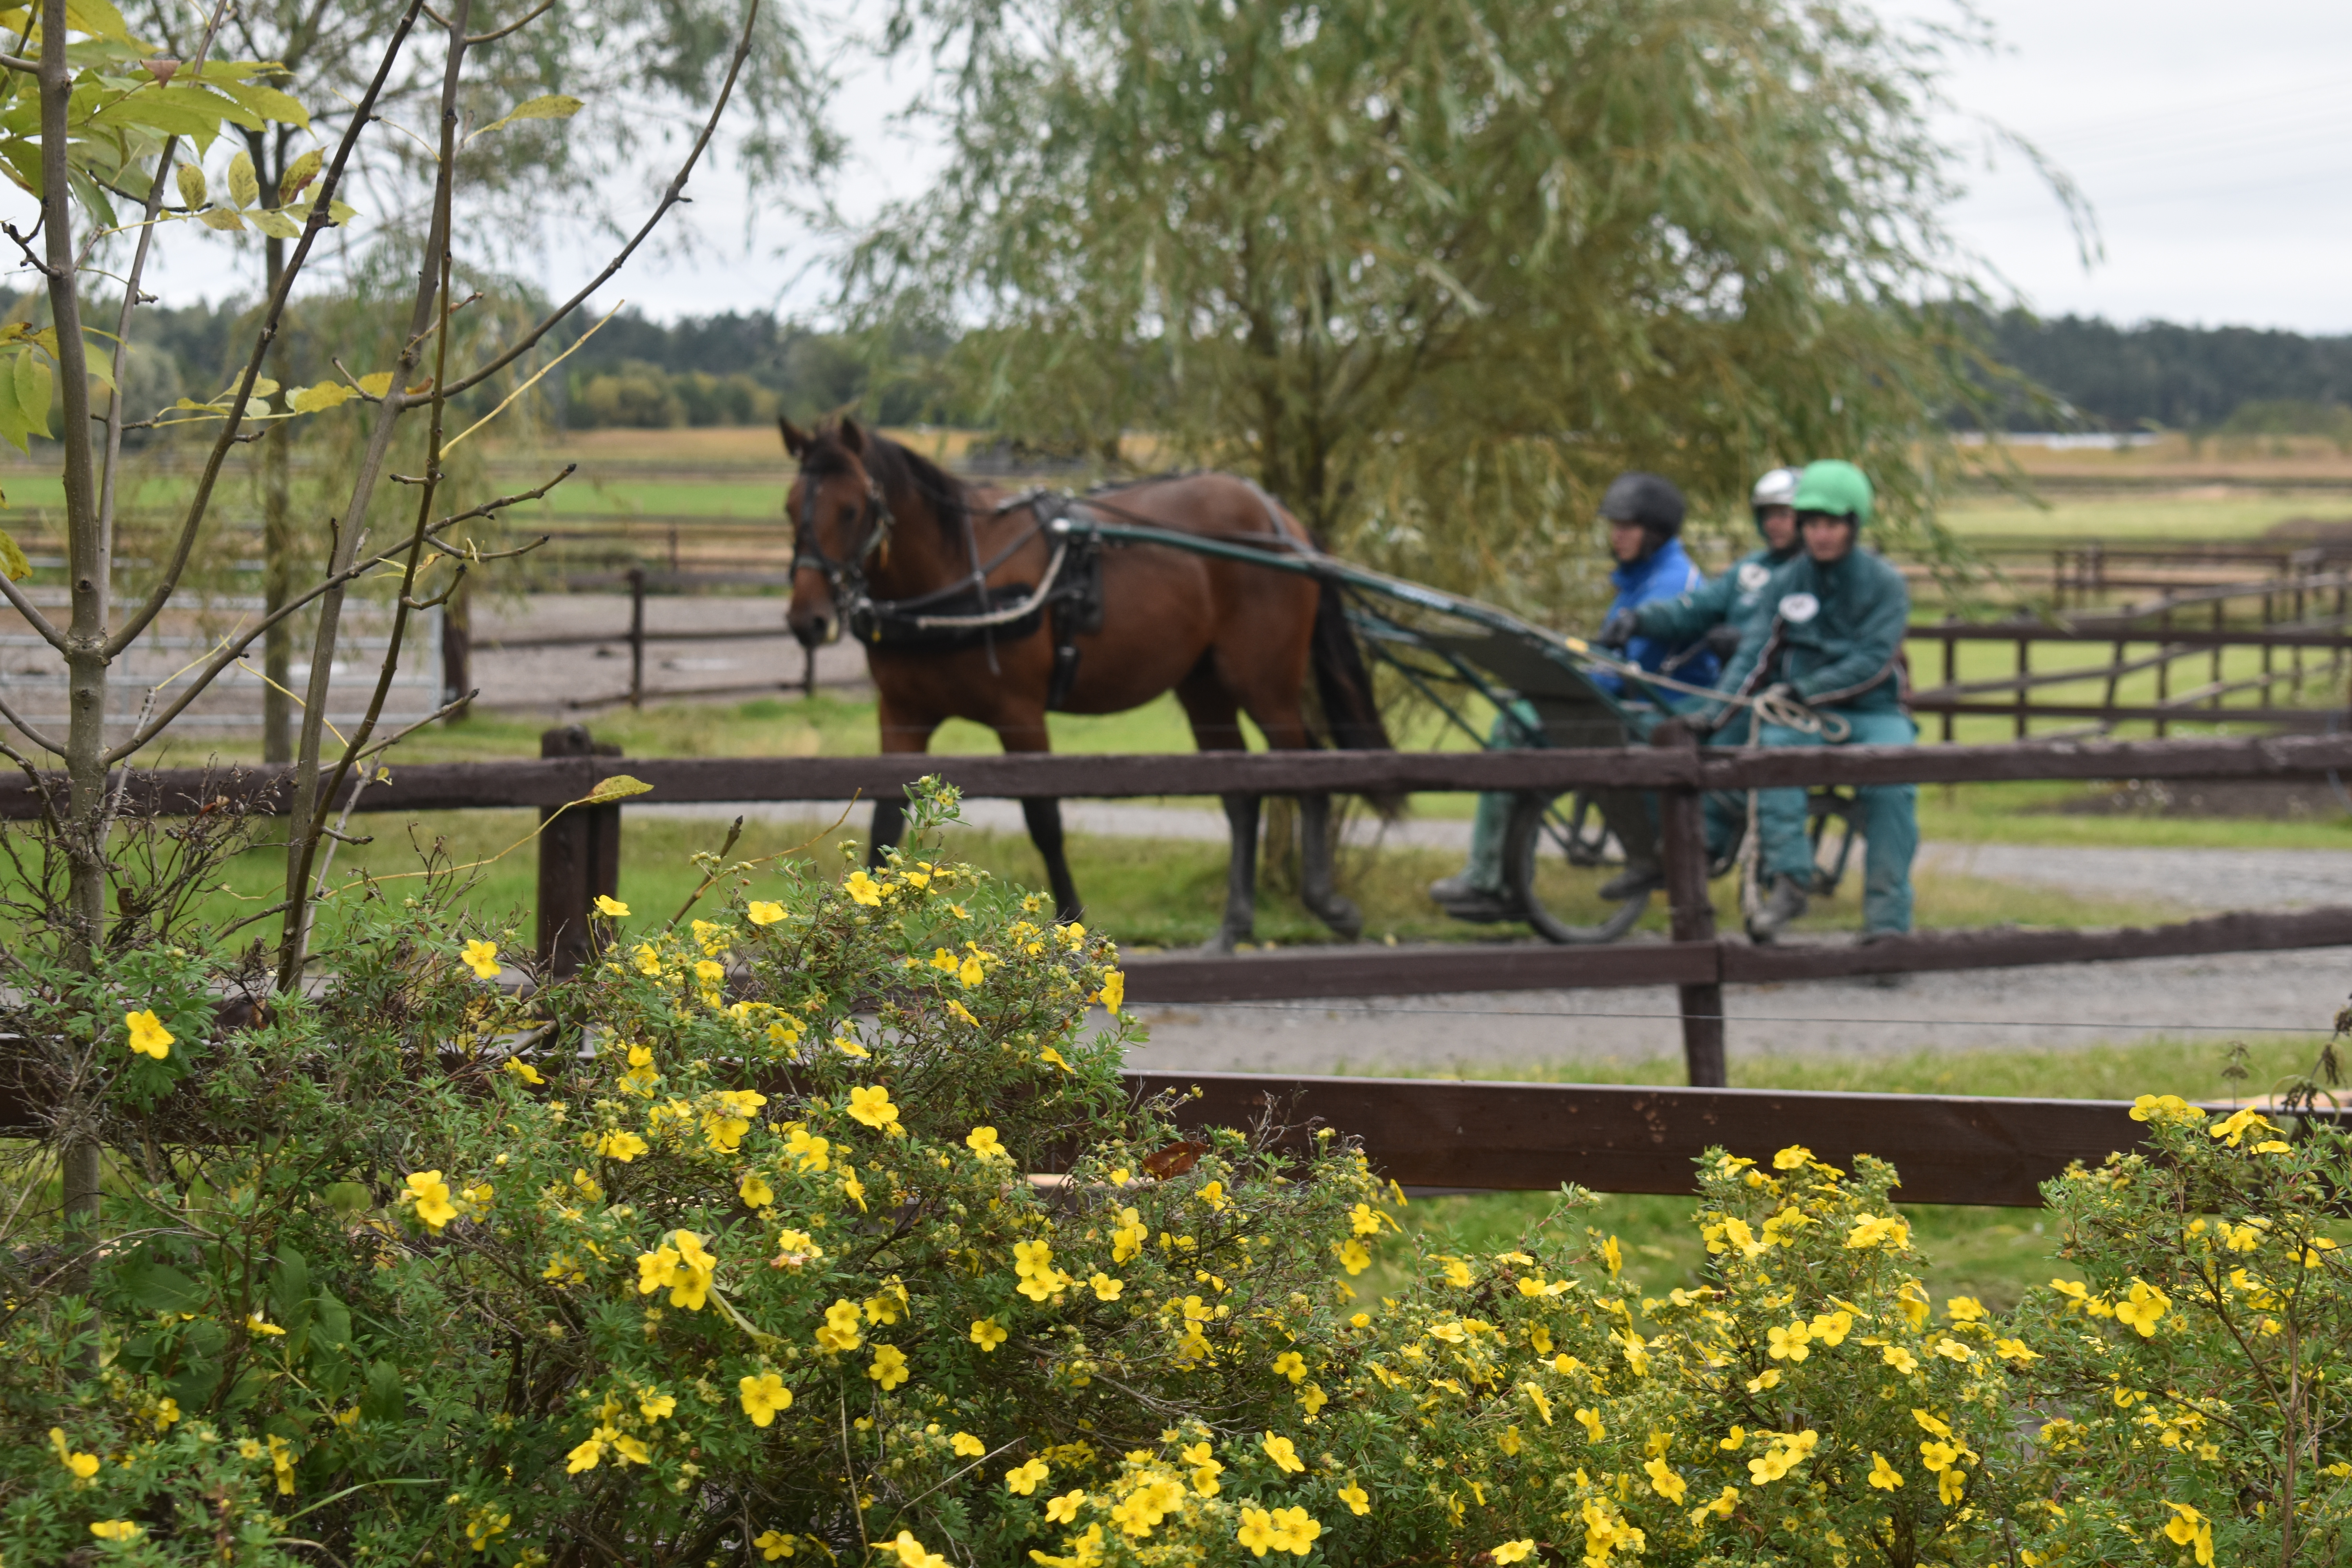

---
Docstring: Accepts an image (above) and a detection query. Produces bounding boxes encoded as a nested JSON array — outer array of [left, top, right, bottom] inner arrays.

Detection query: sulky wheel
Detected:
[[1502, 790, 1653, 945]]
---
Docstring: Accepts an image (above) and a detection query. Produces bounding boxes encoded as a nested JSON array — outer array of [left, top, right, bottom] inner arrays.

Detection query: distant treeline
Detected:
[[100, 298, 2352, 437], [1978, 310, 2352, 434]]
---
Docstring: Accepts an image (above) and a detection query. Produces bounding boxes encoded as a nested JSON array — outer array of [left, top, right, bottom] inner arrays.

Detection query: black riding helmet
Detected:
[[1599, 471, 1687, 542]]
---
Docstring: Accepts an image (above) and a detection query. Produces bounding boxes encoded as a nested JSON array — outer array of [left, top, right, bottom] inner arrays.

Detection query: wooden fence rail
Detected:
[[9, 728, 2352, 1087], [1133, 1073, 2352, 1207]]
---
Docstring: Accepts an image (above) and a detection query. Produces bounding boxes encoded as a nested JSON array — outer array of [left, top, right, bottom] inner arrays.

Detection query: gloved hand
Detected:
[[1701, 621, 1745, 657], [1597, 608, 1640, 648]]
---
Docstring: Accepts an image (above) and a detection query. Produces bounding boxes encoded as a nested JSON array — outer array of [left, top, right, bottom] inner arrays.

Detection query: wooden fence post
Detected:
[[537, 724, 624, 978], [627, 566, 647, 710], [1652, 721, 1726, 1088]]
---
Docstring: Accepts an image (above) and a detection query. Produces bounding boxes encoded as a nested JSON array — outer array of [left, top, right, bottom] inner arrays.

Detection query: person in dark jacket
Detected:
[[1429, 472, 1717, 921], [1710, 460, 1916, 942]]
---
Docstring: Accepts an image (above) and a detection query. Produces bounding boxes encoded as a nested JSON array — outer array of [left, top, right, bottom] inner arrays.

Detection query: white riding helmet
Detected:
[[1751, 466, 1802, 511]]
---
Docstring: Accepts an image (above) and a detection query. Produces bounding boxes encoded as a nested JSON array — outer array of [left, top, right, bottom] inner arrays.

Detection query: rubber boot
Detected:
[[1746, 874, 1810, 944]]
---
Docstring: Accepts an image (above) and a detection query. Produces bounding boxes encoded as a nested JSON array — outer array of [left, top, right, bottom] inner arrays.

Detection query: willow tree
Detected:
[[856, 0, 2012, 616]]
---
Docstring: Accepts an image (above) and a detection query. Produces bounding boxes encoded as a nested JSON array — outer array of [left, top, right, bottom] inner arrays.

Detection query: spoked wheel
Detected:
[[1502, 790, 1652, 945]]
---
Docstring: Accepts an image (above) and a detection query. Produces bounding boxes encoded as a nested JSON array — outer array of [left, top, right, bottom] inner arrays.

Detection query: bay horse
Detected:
[[780, 416, 1390, 951]]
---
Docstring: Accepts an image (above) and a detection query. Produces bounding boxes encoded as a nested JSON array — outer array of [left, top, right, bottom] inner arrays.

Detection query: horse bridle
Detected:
[[790, 466, 897, 610]]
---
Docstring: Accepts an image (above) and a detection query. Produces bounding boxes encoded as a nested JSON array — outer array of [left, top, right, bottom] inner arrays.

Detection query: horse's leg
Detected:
[[1021, 797, 1083, 924], [1174, 664, 1259, 953], [1295, 791, 1363, 940], [869, 693, 936, 869]]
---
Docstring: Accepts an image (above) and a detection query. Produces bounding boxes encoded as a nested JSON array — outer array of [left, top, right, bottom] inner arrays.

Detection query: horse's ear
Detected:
[[837, 415, 865, 456], [779, 417, 811, 457]]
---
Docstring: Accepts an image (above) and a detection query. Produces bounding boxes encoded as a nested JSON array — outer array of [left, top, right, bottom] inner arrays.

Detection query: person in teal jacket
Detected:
[[1708, 460, 1916, 942], [1604, 467, 1804, 865]]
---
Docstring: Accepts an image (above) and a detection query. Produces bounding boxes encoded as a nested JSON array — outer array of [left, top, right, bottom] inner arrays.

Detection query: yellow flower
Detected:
[[868, 1344, 911, 1390], [1845, 1213, 1909, 1250], [754, 1530, 799, 1559], [1882, 1344, 1919, 1374], [460, 938, 501, 979], [1575, 1407, 1604, 1443], [1773, 1144, 1811, 1170], [246, 1312, 287, 1336], [1938, 1465, 1966, 1505], [566, 1434, 606, 1473], [1994, 1336, 2040, 1361], [786, 1127, 831, 1172], [847, 1085, 902, 1134], [1335, 1240, 1371, 1275], [503, 1058, 544, 1085], [1100, 970, 1125, 1011], [51, 1428, 99, 1482], [740, 1172, 775, 1209], [1038, 1046, 1073, 1072], [1089, 1272, 1124, 1302], [888, 1531, 949, 1568], [124, 1009, 174, 1060], [594, 1128, 650, 1162], [1767, 1321, 1812, 1361], [594, 895, 630, 917], [1236, 1508, 1278, 1557], [951, 1432, 987, 1457], [966, 1125, 1009, 1161], [747, 900, 786, 926], [1045, 1490, 1088, 1524], [635, 1230, 716, 1311], [816, 1298, 864, 1353], [970, 1316, 1009, 1351], [1006, 1457, 1051, 1495], [404, 1170, 457, 1230], [2115, 1279, 2171, 1337], [740, 1371, 793, 1426], [1299, 1383, 1328, 1417], [842, 1167, 867, 1211], [639, 1390, 677, 1421], [89, 1520, 144, 1541], [1272, 1350, 1307, 1383], [1338, 1482, 1370, 1515], [1868, 1452, 1904, 1490], [1644, 1456, 1688, 1503], [1267, 1507, 1321, 1557], [1493, 1543, 1536, 1565], [845, 870, 883, 906], [1261, 1431, 1304, 1472], [958, 953, 986, 987], [1946, 1296, 1986, 1323], [2163, 1503, 2216, 1566], [1519, 1383, 1553, 1426]]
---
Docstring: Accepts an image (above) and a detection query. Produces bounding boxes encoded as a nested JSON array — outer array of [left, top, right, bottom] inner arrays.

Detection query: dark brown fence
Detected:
[[7, 732, 2350, 1207]]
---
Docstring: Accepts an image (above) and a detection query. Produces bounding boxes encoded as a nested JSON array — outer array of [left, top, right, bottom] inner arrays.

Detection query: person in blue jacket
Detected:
[[1708, 460, 1916, 943], [1429, 471, 1718, 922]]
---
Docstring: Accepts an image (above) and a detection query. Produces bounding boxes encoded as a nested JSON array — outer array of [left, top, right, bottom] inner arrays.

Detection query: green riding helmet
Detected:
[[1791, 459, 1873, 526]]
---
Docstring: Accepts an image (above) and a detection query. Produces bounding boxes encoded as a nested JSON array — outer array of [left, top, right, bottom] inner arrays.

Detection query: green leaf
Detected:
[[199, 206, 245, 231], [248, 207, 301, 240], [113, 1259, 207, 1314], [270, 1247, 313, 1333], [470, 93, 583, 142], [586, 773, 653, 804], [278, 147, 321, 204], [215, 80, 310, 131], [174, 161, 205, 208], [227, 149, 259, 208], [62, 0, 132, 42], [14, 350, 50, 440], [289, 381, 354, 414], [0, 528, 29, 581]]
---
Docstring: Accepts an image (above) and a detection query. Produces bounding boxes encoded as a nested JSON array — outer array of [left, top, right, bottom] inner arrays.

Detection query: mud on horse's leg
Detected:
[[1206, 793, 1261, 954], [866, 797, 907, 869], [1021, 797, 1084, 924], [1296, 792, 1363, 940]]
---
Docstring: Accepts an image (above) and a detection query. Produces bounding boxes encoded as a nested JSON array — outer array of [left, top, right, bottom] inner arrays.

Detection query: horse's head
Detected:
[[781, 416, 894, 648]]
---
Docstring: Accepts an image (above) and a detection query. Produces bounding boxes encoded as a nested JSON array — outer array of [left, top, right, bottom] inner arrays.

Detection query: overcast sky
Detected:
[[135, 0, 2352, 334]]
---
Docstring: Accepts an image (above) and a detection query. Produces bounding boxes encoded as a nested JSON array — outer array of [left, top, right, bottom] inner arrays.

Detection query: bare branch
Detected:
[[98, 470, 571, 764], [0, 570, 64, 652], [105, 0, 432, 660], [0, 685, 64, 756], [466, 0, 552, 45], [440, 0, 762, 399]]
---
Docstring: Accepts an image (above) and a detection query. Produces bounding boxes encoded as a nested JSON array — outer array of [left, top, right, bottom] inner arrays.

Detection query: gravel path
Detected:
[[469, 594, 869, 710]]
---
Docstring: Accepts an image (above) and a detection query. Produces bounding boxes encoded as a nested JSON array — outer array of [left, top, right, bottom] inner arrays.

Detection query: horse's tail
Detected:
[[1308, 577, 1404, 817]]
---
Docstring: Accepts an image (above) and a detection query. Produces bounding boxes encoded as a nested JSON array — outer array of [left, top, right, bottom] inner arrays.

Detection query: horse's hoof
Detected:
[[1314, 898, 1364, 941]]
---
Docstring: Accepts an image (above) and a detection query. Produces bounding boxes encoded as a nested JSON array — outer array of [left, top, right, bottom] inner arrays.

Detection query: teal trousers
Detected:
[[1752, 708, 1919, 934]]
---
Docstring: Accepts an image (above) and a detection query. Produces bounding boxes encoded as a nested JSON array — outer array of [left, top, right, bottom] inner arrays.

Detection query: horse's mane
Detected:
[[804, 424, 968, 545]]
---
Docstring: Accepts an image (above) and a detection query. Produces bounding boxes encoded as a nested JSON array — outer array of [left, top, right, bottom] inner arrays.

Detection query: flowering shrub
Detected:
[[5, 780, 2350, 1567]]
